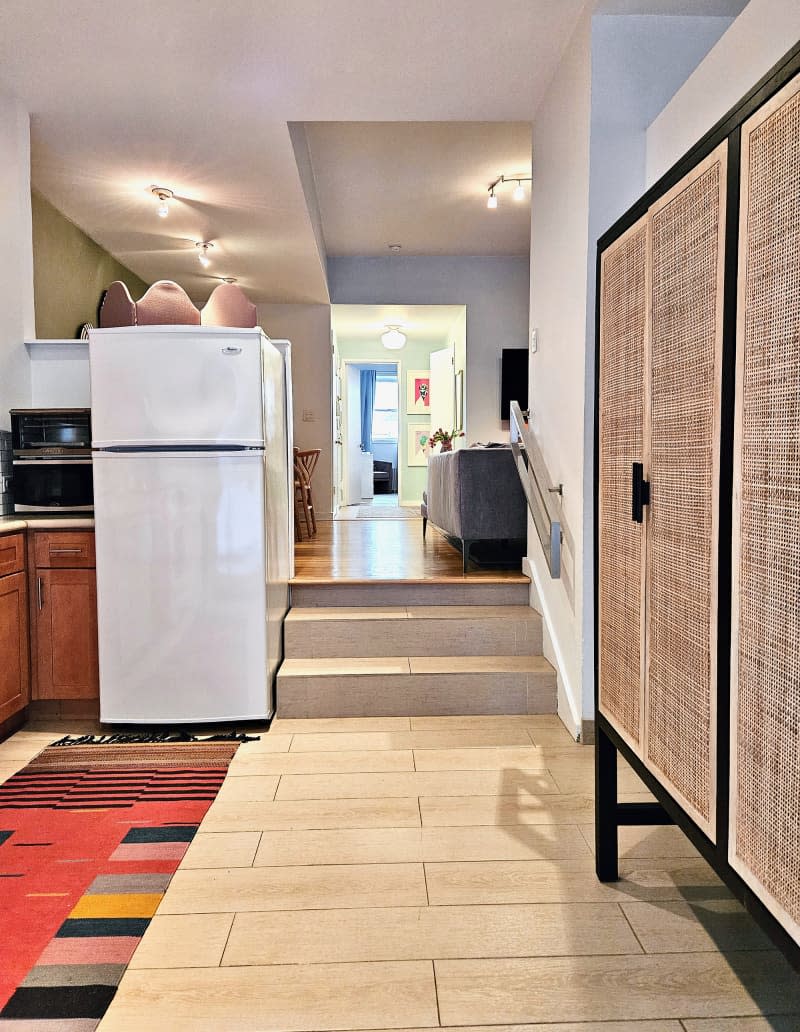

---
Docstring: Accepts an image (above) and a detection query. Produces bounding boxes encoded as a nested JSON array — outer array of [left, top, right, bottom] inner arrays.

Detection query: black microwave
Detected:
[[10, 409, 93, 512]]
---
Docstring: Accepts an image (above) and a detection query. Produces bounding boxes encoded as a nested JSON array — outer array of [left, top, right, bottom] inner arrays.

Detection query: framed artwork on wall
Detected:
[[407, 424, 431, 466], [406, 370, 431, 414]]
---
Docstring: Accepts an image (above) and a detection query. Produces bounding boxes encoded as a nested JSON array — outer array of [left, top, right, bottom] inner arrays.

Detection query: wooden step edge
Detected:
[[278, 656, 556, 677], [289, 575, 530, 586]]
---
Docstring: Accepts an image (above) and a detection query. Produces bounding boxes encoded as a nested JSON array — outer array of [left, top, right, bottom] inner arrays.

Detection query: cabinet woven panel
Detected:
[[732, 78, 800, 936], [598, 220, 647, 749], [646, 156, 724, 830]]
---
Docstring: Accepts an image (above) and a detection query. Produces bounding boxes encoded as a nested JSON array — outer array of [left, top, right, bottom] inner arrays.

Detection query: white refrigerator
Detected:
[[89, 325, 291, 724]]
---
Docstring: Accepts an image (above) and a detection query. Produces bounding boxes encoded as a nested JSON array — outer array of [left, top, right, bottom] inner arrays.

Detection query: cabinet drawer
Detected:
[[34, 531, 95, 568], [0, 533, 25, 577]]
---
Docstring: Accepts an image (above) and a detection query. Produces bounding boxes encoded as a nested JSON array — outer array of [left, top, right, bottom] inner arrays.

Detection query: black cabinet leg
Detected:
[[596, 723, 619, 881], [422, 517, 427, 540]]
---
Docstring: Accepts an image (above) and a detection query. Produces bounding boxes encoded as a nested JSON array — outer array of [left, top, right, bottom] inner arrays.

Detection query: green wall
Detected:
[[338, 336, 448, 505], [31, 190, 148, 339]]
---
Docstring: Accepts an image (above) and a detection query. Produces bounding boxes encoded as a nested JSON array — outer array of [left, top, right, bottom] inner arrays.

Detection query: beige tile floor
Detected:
[[1, 717, 799, 1031]]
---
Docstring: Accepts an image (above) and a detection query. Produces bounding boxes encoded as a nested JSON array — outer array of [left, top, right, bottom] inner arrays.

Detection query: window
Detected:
[[372, 375, 399, 440]]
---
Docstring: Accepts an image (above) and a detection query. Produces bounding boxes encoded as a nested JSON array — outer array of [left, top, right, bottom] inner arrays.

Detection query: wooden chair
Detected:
[[294, 448, 321, 534], [294, 451, 313, 539]]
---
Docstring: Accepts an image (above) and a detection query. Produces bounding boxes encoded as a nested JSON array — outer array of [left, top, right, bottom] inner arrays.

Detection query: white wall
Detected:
[[528, 8, 739, 733], [256, 303, 333, 517], [528, 8, 593, 736], [0, 91, 35, 427], [647, 0, 800, 185], [328, 256, 530, 447]]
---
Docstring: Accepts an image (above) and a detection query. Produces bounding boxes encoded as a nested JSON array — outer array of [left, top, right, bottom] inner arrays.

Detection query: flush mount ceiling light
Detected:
[[150, 185, 174, 218], [196, 241, 214, 267], [388, 243, 402, 253], [381, 325, 406, 350], [485, 174, 531, 209]]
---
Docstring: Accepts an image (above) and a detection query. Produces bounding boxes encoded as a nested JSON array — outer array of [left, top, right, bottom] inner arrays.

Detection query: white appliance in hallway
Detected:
[[89, 325, 291, 724]]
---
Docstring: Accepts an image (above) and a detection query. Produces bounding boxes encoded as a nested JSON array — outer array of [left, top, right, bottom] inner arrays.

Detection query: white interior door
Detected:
[[343, 364, 363, 505], [429, 346, 455, 439], [331, 337, 343, 515]]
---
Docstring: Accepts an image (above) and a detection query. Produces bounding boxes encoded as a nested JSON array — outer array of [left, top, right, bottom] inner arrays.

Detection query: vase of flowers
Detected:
[[429, 428, 465, 453]]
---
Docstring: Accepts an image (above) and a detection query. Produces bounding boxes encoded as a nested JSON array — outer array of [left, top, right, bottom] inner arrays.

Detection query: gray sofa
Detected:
[[421, 447, 527, 573]]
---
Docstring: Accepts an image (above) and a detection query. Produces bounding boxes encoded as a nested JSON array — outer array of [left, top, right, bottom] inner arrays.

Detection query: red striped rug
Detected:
[[0, 738, 242, 1028]]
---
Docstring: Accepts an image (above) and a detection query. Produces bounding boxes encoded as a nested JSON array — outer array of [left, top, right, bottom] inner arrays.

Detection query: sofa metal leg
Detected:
[[462, 539, 472, 575], [422, 517, 427, 540]]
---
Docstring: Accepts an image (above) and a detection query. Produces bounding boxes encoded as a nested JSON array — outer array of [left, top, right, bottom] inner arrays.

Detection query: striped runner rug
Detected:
[[0, 738, 243, 1029]]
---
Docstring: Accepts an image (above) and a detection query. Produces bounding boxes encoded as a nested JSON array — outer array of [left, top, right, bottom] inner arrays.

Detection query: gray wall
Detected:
[[328, 256, 529, 446]]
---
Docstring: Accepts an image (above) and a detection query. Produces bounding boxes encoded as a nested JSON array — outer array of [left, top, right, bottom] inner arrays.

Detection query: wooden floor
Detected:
[[293, 518, 529, 583], [3, 718, 799, 1030]]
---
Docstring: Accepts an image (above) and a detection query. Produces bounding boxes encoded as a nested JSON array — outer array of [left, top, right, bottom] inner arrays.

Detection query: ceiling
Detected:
[[304, 122, 531, 257], [0, 1, 747, 304], [0, 0, 586, 304], [333, 305, 465, 346]]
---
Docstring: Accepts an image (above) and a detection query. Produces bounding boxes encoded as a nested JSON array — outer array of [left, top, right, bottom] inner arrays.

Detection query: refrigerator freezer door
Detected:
[[93, 450, 271, 723], [89, 327, 265, 448]]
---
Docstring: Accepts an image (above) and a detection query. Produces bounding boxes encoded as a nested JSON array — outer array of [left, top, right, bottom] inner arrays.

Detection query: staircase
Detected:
[[277, 581, 557, 718]]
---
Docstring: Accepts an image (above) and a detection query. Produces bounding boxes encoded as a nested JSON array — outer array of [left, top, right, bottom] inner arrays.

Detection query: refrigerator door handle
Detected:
[[222, 346, 242, 355]]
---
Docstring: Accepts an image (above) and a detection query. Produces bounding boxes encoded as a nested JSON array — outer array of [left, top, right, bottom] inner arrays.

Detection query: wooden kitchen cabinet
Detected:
[[31, 531, 99, 701], [0, 568, 30, 725]]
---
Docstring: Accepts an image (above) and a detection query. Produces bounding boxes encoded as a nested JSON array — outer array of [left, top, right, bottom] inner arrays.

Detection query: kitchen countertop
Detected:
[[0, 515, 95, 532]]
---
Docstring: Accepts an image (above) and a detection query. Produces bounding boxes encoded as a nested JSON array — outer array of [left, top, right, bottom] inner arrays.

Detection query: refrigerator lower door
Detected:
[[93, 451, 272, 723]]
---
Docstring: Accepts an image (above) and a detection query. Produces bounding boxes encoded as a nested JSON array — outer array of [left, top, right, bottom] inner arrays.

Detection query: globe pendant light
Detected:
[[381, 325, 406, 350]]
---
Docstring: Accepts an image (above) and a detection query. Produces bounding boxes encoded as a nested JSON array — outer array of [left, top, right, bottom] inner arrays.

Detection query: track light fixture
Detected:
[[196, 241, 214, 267], [485, 174, 531, 209], [150, 185, 174, 217]]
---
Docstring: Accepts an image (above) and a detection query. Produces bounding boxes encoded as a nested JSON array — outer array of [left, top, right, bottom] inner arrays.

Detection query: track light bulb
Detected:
[[513, 181, 525, 201], [150, 185, 174, 218], [487, 192, 498, 210], [196, 242, 213, 268]]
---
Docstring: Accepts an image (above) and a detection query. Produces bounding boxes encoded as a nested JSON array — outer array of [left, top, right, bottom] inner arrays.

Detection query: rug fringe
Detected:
[[50, 731, 260, 746]]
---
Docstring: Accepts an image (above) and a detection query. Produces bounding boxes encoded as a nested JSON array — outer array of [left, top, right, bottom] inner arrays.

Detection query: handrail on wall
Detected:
[[509, 400, 567, 579]]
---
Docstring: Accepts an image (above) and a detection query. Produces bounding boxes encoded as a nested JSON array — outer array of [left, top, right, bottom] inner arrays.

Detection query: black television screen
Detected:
[[500, 348, 528, 420]]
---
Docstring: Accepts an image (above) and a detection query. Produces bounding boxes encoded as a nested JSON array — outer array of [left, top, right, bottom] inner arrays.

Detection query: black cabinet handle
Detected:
[[632, 462, 650, 523]]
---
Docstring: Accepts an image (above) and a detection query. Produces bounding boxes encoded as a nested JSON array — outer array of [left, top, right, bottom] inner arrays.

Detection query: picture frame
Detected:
[[406, 370, 430, 414], [455, 369, 464, 431], [407, 424, 431, 466]]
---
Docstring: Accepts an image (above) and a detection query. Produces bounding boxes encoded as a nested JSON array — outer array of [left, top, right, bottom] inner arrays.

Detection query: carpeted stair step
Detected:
[[289, 580, 531, 608], [284, 605, 543, 659], [275, 655, 557, 718]]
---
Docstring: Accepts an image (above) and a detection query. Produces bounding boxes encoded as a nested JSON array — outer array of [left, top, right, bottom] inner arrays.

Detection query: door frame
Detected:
[[338, 358, 402, 509]]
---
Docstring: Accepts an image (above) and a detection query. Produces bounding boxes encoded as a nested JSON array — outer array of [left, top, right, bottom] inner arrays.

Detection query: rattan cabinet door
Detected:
[[598, 216, 648, 755], [730, 73, 800, 946], [644, 143, 727, 841]]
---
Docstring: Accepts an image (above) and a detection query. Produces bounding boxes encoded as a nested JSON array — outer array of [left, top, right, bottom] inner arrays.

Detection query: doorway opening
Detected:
[[331, 304, 467, 520]]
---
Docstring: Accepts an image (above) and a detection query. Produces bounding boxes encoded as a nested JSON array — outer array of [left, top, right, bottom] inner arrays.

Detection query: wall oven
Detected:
[[10, 409, 93, 512]]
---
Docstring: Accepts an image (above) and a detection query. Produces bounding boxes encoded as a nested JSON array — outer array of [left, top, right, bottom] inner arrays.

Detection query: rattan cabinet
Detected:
[[598, 145, 726, 842], [595, 47, 800, 970], [729, 72, 800, 951]]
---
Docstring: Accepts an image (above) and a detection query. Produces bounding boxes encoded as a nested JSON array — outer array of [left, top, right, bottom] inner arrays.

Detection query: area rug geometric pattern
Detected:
[[0, 740, 240, 1029]]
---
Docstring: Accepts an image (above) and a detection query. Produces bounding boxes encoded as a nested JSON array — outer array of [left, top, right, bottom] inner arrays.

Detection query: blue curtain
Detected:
[[360, 369, 377, 452]]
